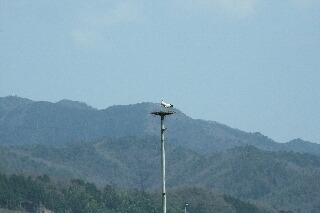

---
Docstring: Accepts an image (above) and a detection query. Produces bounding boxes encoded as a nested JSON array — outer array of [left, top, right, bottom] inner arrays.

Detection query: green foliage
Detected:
[[0, 171, 272, 213], [64, 179, 104, 213], [0, 172, 165, 213], [2, 140, 320, 212]]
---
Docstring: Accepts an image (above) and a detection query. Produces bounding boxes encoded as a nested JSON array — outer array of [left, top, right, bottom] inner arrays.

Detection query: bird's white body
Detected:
[[161, 100, 173, 108]]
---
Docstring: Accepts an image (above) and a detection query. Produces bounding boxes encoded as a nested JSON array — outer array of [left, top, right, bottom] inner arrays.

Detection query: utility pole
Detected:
[[151, 110, 174, 213]]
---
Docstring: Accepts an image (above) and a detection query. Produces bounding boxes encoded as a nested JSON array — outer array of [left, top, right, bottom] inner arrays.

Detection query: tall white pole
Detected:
[[151, 110, 173, 213], [161, 115, 166, 213]]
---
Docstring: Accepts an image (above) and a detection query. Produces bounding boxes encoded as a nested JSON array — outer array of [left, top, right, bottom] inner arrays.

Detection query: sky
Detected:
[[1, 0, 320, 143]]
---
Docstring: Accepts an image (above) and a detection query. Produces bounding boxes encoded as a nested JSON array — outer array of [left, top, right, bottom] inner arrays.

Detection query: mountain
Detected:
[[2, 96, 320, 212], [56, 99, 95, 110], [1, 137, 320, 212], [281, 138, 320, 155], [1, 96, 319, 155]]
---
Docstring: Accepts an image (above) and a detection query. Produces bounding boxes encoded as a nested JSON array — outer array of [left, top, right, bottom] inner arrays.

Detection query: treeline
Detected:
[[0, 172, 285, 213], [0, 172, 165, 213]]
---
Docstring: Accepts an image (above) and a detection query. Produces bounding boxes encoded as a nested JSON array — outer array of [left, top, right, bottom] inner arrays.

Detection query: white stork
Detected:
[[161, 100, 173, 108]]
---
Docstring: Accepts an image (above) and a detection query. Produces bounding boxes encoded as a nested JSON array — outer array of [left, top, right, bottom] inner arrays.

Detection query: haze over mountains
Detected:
[[1, 96, 320, 212], [0, 96, 319, 155]]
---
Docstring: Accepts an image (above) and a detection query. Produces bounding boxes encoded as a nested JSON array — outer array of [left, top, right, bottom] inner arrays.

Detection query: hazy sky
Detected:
[[1, 0, 320, 143]]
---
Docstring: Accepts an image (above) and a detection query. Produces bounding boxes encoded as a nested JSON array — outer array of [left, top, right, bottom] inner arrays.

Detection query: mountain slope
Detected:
[[1, 137, 320, 212], [1, 96, 319, 155]]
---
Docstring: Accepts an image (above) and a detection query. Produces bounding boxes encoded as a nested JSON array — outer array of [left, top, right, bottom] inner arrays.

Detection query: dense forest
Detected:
[[0, 171, 276, 213]]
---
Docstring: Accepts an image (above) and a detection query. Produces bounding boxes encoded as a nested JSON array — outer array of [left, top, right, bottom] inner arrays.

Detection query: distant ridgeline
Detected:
[[0, 96, 320, 155]]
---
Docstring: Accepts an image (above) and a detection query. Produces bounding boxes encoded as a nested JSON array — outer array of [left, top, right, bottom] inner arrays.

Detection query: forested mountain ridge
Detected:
[[1, 96, 320, 212], [1, 96, 320, 155], [1, 137, 320, 212]]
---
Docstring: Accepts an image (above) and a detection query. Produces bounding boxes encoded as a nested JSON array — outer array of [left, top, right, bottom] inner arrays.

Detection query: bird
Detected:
[[161, 100, 173, 108]]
